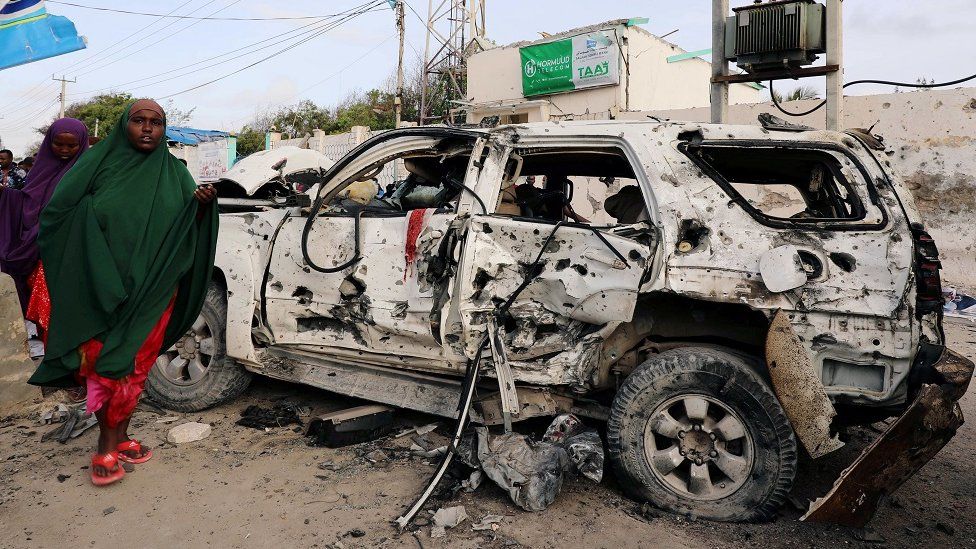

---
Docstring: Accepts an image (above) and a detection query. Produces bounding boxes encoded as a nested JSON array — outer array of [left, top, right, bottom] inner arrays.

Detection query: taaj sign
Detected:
[[519, 31, 620, 97]]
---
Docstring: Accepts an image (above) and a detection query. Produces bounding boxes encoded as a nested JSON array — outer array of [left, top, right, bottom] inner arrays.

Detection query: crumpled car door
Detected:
[[453, 215, 650, 359]]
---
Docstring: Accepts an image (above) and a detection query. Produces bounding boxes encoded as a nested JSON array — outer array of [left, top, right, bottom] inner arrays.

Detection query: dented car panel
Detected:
[[201, 120, 973, 526], [214, 211, 286, 366]]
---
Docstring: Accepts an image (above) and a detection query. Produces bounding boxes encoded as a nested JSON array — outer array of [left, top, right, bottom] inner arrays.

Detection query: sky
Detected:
[[0, 0, 972, 155]]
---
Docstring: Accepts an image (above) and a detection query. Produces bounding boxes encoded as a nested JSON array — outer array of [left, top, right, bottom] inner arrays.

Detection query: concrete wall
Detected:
[[0, 275, 38, 411], [622, 87, 976, 291], [467, 24, 760, 123]]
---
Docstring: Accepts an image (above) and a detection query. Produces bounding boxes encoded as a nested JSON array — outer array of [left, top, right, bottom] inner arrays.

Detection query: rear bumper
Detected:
[[803, 347, 974, 526]]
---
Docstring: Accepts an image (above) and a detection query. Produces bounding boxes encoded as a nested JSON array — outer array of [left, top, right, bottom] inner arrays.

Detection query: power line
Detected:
[[58, 0, 198, 74], [157, 1, 389, 100], [72, 0, 245, 78], [222, 32, 399, 130], [67, 0, 224, 76], [47, 0, 362, 21], [69, 1, 382, 98], [769, 71, 976, 117]]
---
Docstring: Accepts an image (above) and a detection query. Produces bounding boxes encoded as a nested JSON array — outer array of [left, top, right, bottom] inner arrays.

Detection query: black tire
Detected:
[[145, 284, 252, 412], [607, 347, 797, 522]]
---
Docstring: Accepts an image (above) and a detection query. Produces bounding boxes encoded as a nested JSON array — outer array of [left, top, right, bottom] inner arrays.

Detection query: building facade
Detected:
[[465, 19, 761, 125]]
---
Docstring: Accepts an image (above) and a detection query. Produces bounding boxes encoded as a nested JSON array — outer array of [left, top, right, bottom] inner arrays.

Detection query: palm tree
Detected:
[[771, 85, 821, 103]]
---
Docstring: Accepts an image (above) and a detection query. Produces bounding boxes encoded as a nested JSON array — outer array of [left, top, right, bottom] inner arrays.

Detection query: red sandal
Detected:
[[116, 440, 153, 464], [91, 452, 125, 486]]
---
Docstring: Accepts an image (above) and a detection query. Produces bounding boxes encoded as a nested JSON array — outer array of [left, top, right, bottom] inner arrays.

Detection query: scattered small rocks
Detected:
[[343, 529, 365, 538], [936, 521, 956, 536], [102, 506, 116, 516], [56, 474, 70, 483]]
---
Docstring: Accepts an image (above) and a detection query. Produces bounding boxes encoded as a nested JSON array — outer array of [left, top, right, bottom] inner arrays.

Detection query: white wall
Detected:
[[466, 24, 760, 123]]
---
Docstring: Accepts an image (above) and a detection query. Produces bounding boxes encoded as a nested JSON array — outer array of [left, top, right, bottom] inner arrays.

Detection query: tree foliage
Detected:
[[235, 60, 451, 158], [36, 93, 195, 140], [771, 85, 821, 103]]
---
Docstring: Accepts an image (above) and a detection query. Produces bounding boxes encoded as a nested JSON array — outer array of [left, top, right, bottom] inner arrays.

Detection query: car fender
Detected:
[[214, 213, 282, 366]]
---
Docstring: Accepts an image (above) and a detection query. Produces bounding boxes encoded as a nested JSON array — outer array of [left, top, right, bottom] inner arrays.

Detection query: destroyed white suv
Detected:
[[146, 121, 973, 524]]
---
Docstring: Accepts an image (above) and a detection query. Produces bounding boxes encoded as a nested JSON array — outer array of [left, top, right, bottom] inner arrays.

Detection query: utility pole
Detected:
[[53, 75, 76, 119], [394, 0, 405, 129], [825, 0, 844, 130], [710, 0, 729, 124]]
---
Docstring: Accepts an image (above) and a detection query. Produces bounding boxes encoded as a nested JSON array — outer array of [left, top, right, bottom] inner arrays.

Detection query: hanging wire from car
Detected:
[[395, 218, 631, 528], [768, 71, 976, 117]]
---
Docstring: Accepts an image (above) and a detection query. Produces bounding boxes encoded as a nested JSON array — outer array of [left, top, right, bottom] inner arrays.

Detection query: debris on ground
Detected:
[[430, 505, 468, 538], [40, 401, 98, 444], [944, 288, 976, 318], [410, 443, 447, 459], [471, 514, 504, 531], [236, 403, 304, 430], [475, 426, 570, 512], [155, 416, 180, 424], [102, 506, 116, 516], [41, 404, 70, 424], [394, 422, 440, 438], [306, 405, 393, 448], [455, 415, 605, 512], [167, 422, 212, 444], [56, 474, 71, 483], [461, 470, 483, 492], [542, 414, 605, 482]]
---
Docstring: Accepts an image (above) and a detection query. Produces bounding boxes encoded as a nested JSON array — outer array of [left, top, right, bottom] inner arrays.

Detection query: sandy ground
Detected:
[[0, 318, 974, 549]]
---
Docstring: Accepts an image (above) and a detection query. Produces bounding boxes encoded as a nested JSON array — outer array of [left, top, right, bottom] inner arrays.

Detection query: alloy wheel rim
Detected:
[[643, 394, 754, 501], [154, 315, 214, 387]]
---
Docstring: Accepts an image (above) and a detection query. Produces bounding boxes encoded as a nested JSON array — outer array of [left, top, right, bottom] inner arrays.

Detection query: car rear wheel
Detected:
[[607, 347, 797, 522], [145, 284, 252, 412]]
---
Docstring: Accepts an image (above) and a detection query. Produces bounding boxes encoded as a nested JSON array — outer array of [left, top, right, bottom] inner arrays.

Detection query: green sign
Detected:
[[520, 31, 620, 97]]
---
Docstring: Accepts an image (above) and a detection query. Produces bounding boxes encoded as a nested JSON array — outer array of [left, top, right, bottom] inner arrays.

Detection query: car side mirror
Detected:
[[759, 245, 807, 293]]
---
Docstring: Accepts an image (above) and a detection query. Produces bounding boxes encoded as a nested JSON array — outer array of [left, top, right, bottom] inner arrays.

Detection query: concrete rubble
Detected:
[[167, 422, 212, 444]]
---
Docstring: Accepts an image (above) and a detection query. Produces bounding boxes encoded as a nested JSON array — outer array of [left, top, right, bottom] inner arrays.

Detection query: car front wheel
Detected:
[[145, 284, 252, 412]]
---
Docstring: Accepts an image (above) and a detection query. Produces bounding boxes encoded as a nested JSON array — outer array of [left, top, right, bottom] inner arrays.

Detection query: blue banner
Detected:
[[0, 1, 86, 71]]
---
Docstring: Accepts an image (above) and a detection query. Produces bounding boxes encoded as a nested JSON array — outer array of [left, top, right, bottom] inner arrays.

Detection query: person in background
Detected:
[[27, 100, 218, 486], [18, 156, 34, 174], [1, 149, 27, 189], [0, 119, 89, 358]]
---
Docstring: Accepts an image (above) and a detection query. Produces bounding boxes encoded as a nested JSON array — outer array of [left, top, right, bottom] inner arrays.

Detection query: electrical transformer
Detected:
[[725, 0, 826, 73]]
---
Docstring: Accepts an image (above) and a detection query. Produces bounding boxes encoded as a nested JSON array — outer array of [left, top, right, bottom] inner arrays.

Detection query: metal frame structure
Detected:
[[711, 0, 843, 130], [419, 0, 486, 124]]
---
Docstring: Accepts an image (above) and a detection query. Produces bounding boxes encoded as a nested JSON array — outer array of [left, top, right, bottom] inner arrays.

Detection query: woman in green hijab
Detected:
[[28, 99, 218, 486]]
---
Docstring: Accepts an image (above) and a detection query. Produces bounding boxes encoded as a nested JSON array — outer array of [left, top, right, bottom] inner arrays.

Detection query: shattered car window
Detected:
[[324, 151, 472, 216], [495, 148, 648, 225], [689, 146, 867, 222]]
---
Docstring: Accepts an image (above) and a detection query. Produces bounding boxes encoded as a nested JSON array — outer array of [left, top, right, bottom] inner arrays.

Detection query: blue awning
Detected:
[[0, 1, 86, 70], [166, 126, 230, 145]]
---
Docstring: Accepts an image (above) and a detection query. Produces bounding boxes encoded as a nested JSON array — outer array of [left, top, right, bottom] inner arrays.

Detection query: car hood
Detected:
[[221, 146, 336, 196]]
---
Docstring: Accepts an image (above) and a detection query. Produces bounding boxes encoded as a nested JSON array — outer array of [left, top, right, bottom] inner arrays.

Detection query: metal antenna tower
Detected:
[[419, 0, 486, 124]]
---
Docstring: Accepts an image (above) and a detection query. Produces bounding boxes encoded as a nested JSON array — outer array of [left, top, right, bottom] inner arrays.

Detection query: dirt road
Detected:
[[1, 318, 974, 549]]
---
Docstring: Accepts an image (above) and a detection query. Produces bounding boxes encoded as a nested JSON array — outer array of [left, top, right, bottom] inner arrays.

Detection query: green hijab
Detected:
[[29, 102, 218, 386]]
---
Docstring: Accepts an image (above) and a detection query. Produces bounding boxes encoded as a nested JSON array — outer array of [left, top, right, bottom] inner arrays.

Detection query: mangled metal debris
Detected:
[[803, 349, 974, 527], [461, 415, 604, 513]]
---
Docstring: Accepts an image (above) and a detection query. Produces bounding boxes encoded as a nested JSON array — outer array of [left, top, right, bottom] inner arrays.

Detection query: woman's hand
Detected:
[[194, 184, 216, 205]]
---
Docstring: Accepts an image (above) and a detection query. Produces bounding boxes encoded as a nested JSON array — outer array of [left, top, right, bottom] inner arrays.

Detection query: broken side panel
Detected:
[[264, 212, 456, 366], [453, 216, 651, 385]]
